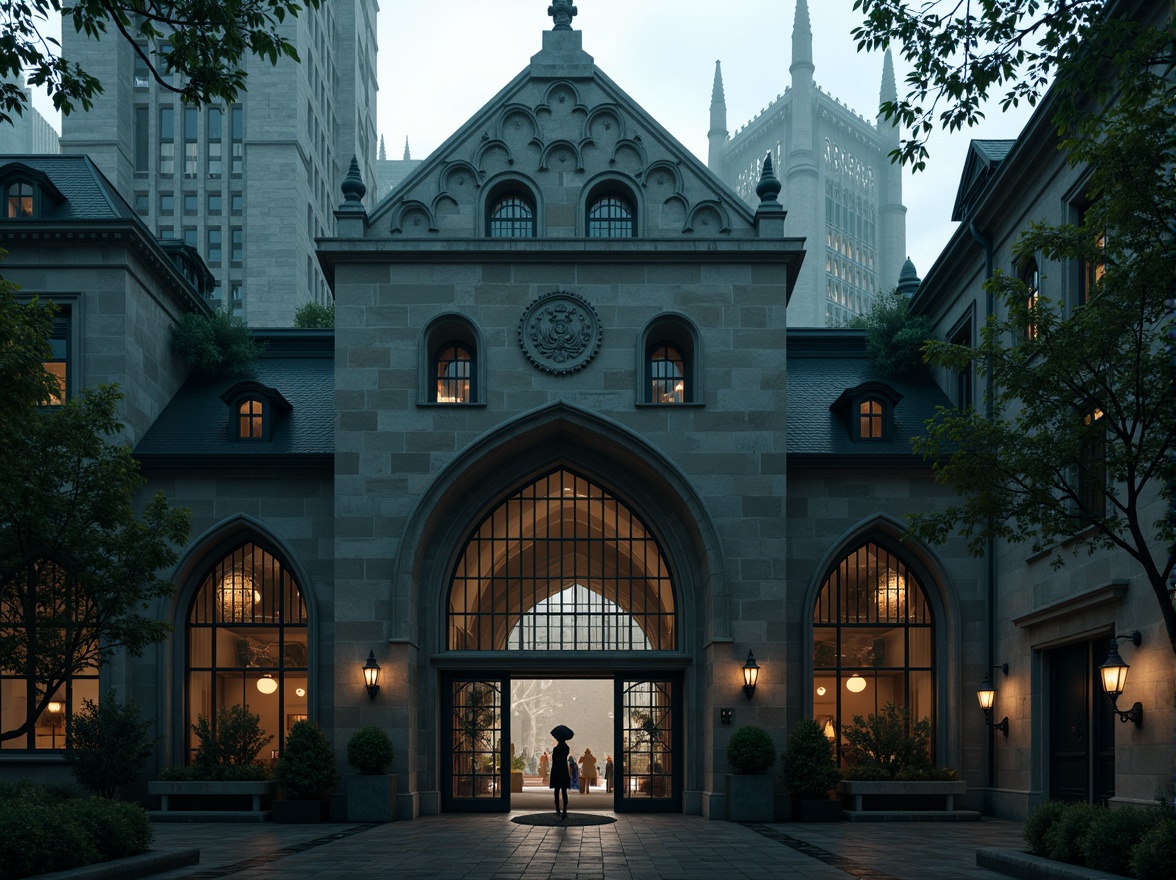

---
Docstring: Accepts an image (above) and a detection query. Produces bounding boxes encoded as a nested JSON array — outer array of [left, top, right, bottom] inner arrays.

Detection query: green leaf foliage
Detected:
[[293, 301, 334, 328], [1045, 802, 1102, 865], [1024, 800, 1070, 855], [1081, 806, 1168, 876], [851, 1, 1170, 169], [0, 272, 59, 429], [908, 23, 1176, 653], [346, 725, 395, 775], [66, 691, 159, 799], [170, 307, 264, 378], [841, 703, 932, 780], [0, 1, 321, 127], [724, 724, 777, 775], [1130, 819, 1176, 880], [189, 705, 273, 774], [0, 381, 190, 744], [780, 719, 840, 798], [849, 288, 933, 377], [275, 719, 335, 800]]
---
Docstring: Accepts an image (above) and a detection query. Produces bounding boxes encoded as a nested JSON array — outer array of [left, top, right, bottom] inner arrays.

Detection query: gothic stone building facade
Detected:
[[1, 7, 1171, 822]]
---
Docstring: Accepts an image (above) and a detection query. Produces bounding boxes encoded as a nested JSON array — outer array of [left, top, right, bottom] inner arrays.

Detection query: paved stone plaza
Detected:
[[143, 815, 1027, 880]]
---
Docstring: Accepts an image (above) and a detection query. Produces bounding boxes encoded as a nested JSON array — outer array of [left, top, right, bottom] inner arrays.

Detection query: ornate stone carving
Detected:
[[518, 291, 602, 374]]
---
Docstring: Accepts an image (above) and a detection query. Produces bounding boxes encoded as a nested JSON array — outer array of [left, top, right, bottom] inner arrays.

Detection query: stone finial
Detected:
[[403, 137, 411, 161], [755, 152, 782, 206], [378, 135, 386, 162], [341, 155, 366, 204], [897, 256, 921, 297], [548, 0, 578, 30]]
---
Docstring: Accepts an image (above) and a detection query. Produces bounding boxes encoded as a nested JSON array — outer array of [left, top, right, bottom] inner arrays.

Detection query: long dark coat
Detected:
[[549, 741, 571, 789]]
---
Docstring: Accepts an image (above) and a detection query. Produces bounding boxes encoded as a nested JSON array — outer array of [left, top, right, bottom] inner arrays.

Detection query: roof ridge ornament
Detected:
[[548, 0, 577, 30], [341, 155, 366, 204], [755, 152, 782, 206]]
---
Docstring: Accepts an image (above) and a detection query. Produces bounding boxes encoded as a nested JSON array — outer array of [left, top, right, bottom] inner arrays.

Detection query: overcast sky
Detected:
[[30, 0, 1037, 279], [378, 0, 1035, 279]]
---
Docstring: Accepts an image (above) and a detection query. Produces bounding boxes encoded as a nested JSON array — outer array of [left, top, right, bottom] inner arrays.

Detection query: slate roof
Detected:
[[0, 154, 139, 222], [134, 331, 333, 465], [787, 329, 952, 459], [951, 139, 1016, 222]]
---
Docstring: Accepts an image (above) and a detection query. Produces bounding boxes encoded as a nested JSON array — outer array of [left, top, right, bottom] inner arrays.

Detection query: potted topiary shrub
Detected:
[[780, 719, 841, 821], [725, 724, 777, 822], [273, 719, 336, 823], [345, 725, 397, 822]]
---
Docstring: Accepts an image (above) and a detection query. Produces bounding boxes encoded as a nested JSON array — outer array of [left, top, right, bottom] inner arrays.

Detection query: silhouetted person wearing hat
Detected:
[[549, 735, 571, 819]]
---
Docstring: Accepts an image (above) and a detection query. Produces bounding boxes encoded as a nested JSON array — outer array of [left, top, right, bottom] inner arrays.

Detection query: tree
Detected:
[[906, 22, 1176, 652], [293, 301, 334, 329], [0, 0, 321, 127], [170, 306, 264, 378], [852, 0, 1173, 169], [849, 288, 934, 377], [0, 359, 191, 741], [0, 273, 58, 432], [67, 691, 159, 798]]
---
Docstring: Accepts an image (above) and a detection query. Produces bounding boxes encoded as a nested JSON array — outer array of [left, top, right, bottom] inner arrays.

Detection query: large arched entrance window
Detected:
[[447, 469, 675, 652], [812, 541, 933, 764], [186, 542, 308, 763]]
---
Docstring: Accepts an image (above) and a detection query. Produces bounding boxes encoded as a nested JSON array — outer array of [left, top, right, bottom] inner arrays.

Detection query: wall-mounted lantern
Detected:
[[976, 663, 1009, 736], [362, 650, 381, 700], [1099, 631, 1143, 727], [741, 650, 760, 700]]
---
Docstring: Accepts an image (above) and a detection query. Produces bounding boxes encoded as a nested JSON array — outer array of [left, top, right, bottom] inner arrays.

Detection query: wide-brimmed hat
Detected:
[[550, 724, 575, 741]]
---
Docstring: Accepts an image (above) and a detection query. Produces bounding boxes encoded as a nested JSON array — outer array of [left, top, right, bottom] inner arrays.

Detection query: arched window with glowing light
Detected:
[[434, 343, 473, 404], [186, 542, 308, 763], [811, 541, 933, 765], [648, 343, 687, 404], [447, 469, 675, 652]]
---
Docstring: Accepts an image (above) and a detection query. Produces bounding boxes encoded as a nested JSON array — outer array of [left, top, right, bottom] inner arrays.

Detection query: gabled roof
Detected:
[[366, 26, 760, 238], [951, 140, 1015, 222], [134, 330, 333, 466], [787, 329, 952, 459]]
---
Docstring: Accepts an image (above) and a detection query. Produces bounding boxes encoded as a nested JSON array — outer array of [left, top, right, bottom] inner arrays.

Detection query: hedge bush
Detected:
[[1024, 800, 1069, 855], [725, 725, 777, 775], [275, 719, 336, 800], [0, 786, 151, 879], [1129, 819, 1176, 880], [1081, 805, 1166, 875], [1045, 801, 1101, 864]]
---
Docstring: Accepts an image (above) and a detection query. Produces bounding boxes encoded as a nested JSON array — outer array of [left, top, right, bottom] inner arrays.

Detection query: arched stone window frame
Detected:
[[802, 520, 960, 770], [637, 313, 702, 407], [170, 521, 315, 768], [419, 313, 485, 406], [480, 175, 541, 238], [579, 175, 642, 238]]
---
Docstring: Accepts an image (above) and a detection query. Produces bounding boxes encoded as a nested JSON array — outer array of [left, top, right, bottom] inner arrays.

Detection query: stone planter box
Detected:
[[726, 774, 775, 822], [149, 780, 277, 816], [793, 796, 843, 822], [837, 779, 967, 813], [510, 770, 524, 793], [347, 774, 398, 822], [272, 798, 325, 823]]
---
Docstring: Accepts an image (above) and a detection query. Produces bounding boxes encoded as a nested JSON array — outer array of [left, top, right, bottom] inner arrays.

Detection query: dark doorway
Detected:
[[1049, 641, 1114, 802]]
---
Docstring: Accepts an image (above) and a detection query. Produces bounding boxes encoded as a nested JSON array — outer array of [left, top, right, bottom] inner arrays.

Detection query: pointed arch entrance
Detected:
[[442, 468, 681, 813]]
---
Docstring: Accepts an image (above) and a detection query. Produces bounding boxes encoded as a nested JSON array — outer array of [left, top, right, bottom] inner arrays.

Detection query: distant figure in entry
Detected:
[[549, 733, 571, 819], [539, 749, 550, 784], [605, 755, 614, 792], [568, 755, 579, 792], [579, 748, 598, 793]]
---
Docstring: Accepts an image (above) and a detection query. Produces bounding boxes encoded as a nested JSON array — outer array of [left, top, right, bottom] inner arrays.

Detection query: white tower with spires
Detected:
[[708, 0, 907, 326]]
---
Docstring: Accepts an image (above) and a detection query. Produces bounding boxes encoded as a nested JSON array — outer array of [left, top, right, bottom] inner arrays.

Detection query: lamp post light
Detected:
[[976, 663, 1009, 736], [46, 700, 64, 749], [741, 650, 760, 700], [1099, 631, 1143, 727], [362, 650, 381, 700]]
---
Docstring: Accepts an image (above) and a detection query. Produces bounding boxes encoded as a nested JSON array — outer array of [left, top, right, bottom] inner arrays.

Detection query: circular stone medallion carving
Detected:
[[518, 290, 602, 374]]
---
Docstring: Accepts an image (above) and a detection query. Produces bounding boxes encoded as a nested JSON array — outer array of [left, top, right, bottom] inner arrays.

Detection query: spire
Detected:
[[790, 0, 814, 79], [896, 257, 921, 297], [708, 60, 728, 171], [378, 134, 386, 162], [877, 49, 900, 141], [403, 137, 411, 161]]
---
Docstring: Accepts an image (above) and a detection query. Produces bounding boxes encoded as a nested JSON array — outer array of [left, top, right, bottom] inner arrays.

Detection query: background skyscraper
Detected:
[[59, 3, 378, 327], [709, 0, 906, 326]]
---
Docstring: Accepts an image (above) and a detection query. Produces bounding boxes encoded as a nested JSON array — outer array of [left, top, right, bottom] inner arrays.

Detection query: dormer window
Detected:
[[831, 382, 902, 443], [0, 163, 65, 219], [238, 398, 264, 439], [221, 382, 291, 442], [6, 182, 33, 218], [858, 399, 884, 439]]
